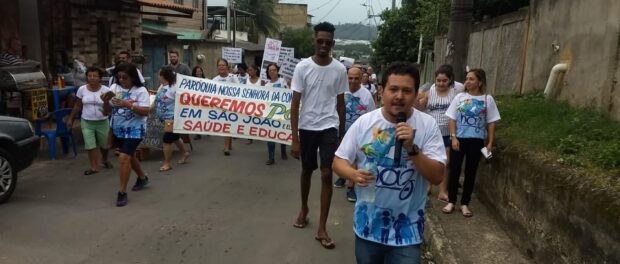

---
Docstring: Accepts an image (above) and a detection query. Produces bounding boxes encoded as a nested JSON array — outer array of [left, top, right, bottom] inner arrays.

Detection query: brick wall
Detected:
[[70, 7, 142, 67]]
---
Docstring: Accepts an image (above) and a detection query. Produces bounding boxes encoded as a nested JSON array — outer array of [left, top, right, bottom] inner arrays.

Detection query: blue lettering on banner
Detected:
[[180, 108, 203, 118], [242, 115, 282, 128], [208, 110, 238, 121], [218, 85, 241, 97], [376, 167, 417, 200], [179, 79, 218, 93], [281, 92, 292, 103], [241, 88, 270, 101], [271, 92, 281, 102]]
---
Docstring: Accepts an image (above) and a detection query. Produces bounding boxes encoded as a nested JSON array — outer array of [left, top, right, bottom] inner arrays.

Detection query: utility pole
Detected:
[[232, 0, 237, 48], [446, 0, 473, 82], [392, 0, 396, 9], [226, 0, 231, 43]]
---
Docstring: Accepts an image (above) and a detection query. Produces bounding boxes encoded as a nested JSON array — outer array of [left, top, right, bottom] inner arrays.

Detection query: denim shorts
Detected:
[[355, 235, 421, 264]]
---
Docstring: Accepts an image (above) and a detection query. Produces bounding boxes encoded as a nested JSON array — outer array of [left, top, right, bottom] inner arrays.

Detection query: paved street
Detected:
[[0, 137, 356, 264]]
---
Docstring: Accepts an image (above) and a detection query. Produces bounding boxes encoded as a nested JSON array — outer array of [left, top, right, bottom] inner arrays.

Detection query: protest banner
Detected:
[[260, 38, 282, 80], [173, 74, 293, 145], [279, 57, 300, 79], [222, 47, 243, 64], [277, 47, 294, 66]]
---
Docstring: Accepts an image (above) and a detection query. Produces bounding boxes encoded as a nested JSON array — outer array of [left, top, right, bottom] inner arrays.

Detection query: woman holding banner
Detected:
[[152, 66, 190, 172], [192, 66, 206, 140], [242, 64, 263, 145], [263, 63, 288, 165], [212, 58, 240, 156]]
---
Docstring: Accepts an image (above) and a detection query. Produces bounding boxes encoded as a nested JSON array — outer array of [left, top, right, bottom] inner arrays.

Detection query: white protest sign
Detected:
[[173, 74, 293, 145], [340, 56, 355, 68], [279, 57, 301, 79], [260, 38, 282, 80], [222, 47, 243, 64], [278, 47, 295, 66]]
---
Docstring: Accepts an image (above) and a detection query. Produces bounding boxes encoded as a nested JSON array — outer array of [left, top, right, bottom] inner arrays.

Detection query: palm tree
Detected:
[[236, 0, 280, 42]]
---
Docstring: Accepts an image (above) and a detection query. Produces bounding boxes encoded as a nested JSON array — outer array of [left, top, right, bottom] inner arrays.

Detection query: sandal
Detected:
[[265, 159, 275, 165], [178, 152, 190, 164], [159, 166, 173, 172], [461, 205, 473, 217], [84, 169, 99, 175], [102, 161, 113, 169], [442, 203, 455, 214], [293, 217, 308, 228], [223, 150, 231, 156], [315, 236, 335, 249]]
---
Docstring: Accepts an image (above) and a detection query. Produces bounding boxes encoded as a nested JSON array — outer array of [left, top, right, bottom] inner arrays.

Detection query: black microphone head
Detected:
[[396, 112, 407, 123]]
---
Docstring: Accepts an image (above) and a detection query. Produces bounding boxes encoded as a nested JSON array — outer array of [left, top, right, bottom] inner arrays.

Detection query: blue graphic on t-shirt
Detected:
[[456, 98, 488, 139], [155, 86, 175, 121], [111, 89, 146, 139], [345, 93, 367, 131]]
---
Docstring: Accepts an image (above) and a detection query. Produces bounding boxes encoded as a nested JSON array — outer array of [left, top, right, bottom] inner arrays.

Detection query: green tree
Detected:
[[370, 4, 419, 70], [280, 27, 314, 59], [414, 0, 451, 39], [237, 0, 280, 42]]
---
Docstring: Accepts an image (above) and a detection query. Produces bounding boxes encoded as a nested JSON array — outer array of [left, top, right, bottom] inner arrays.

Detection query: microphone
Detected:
[[394, 112, 407, 166]]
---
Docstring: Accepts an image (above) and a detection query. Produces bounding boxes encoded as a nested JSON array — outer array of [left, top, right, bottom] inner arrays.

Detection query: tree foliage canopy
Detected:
[[370, 4, 419, 69], [237, 0, 280, 40], [280, 27, 314, 59]]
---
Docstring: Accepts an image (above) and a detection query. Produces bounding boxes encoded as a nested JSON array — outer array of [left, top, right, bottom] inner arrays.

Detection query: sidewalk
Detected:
[[423, 191, 532, 264]]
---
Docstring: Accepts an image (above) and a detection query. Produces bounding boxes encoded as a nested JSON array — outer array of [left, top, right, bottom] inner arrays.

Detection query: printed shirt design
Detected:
[[456, 98, 487, 139], [345, 93, 368, 131], [110, 87, 146, 139], [155, 86, 175, 121], [354, 126, 427, 247]]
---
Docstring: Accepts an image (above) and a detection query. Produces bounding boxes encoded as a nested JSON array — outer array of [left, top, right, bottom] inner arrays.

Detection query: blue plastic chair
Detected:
[[35, 108, 77, 160]]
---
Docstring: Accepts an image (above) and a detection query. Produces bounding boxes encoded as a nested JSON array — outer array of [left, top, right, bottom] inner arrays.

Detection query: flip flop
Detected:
[[315, 236, 335, 249], [442, 203, 455, 214], [84, 169, 99, 175], [461, 206, 473, 217], [293, 217, 308, 228], [159, 166, 173, 172]]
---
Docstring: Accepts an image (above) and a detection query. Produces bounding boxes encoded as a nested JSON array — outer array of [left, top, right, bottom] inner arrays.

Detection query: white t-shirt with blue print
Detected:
[[445, 93, 501, 139], [335, 108, 447, 247], [154, 85, 176, 121], [345, 87, 376, 132], [264, 77, 288, 89], [109, 84, 151, 139]]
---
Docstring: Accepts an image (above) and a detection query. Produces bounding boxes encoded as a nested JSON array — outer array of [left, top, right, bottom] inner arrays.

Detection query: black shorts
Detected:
[[163, 132, 180, 144], [299, 128, 338, 171], [114, 138, 142, 155]]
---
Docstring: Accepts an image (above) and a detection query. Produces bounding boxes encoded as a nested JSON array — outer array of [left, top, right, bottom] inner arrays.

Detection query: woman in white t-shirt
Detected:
[[67, 67, 112, 175], [213, 58, 239, 155], [263, 63, 288, 165], [443, 68, 501, 217], [243, 64, 263, 145], [418, 65, 459, 202]]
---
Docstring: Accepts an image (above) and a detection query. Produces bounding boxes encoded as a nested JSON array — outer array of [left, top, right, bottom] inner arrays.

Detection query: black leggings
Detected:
[[448, 138, 484, 205]]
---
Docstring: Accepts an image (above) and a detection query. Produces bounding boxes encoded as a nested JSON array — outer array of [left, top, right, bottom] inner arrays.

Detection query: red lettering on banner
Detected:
[[256, 103, 265, 117], [237, 125, 245, 134], [182, 93, 272, 117], [183, 120, 193, 129], [221, 98, 231, 109], [180, 93, 191, 105], [201, 95, 210, 106], [210, 97, 222, 108], [248, 126, 291, 141], [184, 120, 232, 133]]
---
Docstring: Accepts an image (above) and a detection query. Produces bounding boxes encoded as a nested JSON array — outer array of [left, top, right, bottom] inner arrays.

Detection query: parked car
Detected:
[[0, 115, 39, 203]]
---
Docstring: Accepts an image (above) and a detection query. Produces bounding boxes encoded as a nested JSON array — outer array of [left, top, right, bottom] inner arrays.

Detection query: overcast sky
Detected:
[[209, 0, 402, 25]]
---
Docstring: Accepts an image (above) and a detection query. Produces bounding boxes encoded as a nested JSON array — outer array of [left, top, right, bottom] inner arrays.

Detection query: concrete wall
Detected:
[[433, 0, 620, 119], [275, 3, 309, 31], [522, 0, 620, 118], [476, 145, 620, 263]]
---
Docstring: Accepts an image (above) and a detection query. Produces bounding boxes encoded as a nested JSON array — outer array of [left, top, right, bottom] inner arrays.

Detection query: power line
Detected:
[[318, 0, 343, 21], [310, 0, 332, 11]]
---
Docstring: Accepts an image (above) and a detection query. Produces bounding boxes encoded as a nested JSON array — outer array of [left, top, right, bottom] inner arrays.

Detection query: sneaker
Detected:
[[116, 192, 128, 207], [131, 176, 149, 191], [346, 188, 357, 202], [334, 178, 346, 188]]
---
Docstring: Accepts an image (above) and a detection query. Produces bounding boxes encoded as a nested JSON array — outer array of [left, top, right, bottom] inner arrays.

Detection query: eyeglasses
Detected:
[[316, 39, 333, 46]]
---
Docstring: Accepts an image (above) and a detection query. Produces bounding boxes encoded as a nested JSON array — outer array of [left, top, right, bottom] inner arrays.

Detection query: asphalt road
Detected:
[[0, 137, 357, 264]]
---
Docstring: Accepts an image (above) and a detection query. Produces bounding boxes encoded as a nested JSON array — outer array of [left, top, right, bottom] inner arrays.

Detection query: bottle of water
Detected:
[[359, 156, 378, 203]]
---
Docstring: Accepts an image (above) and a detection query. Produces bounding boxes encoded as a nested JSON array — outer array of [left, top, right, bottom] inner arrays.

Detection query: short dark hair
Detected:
[[119, 51, 130, 57], [435, 64, 455, 85], [266, 63, 280, 78], [160, 66, 177, 85], [237, 62, 248, 71], [381, 61, 420, 92], [313, 22, 336, 35], [115, 63, 144, 87], [169, 50, 179, 56], [85, 66, 104, 79]]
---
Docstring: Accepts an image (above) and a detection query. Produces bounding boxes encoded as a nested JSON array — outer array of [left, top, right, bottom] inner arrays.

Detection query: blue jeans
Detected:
[[355, 235, 421, 264], [267, 142, 286, 160]]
